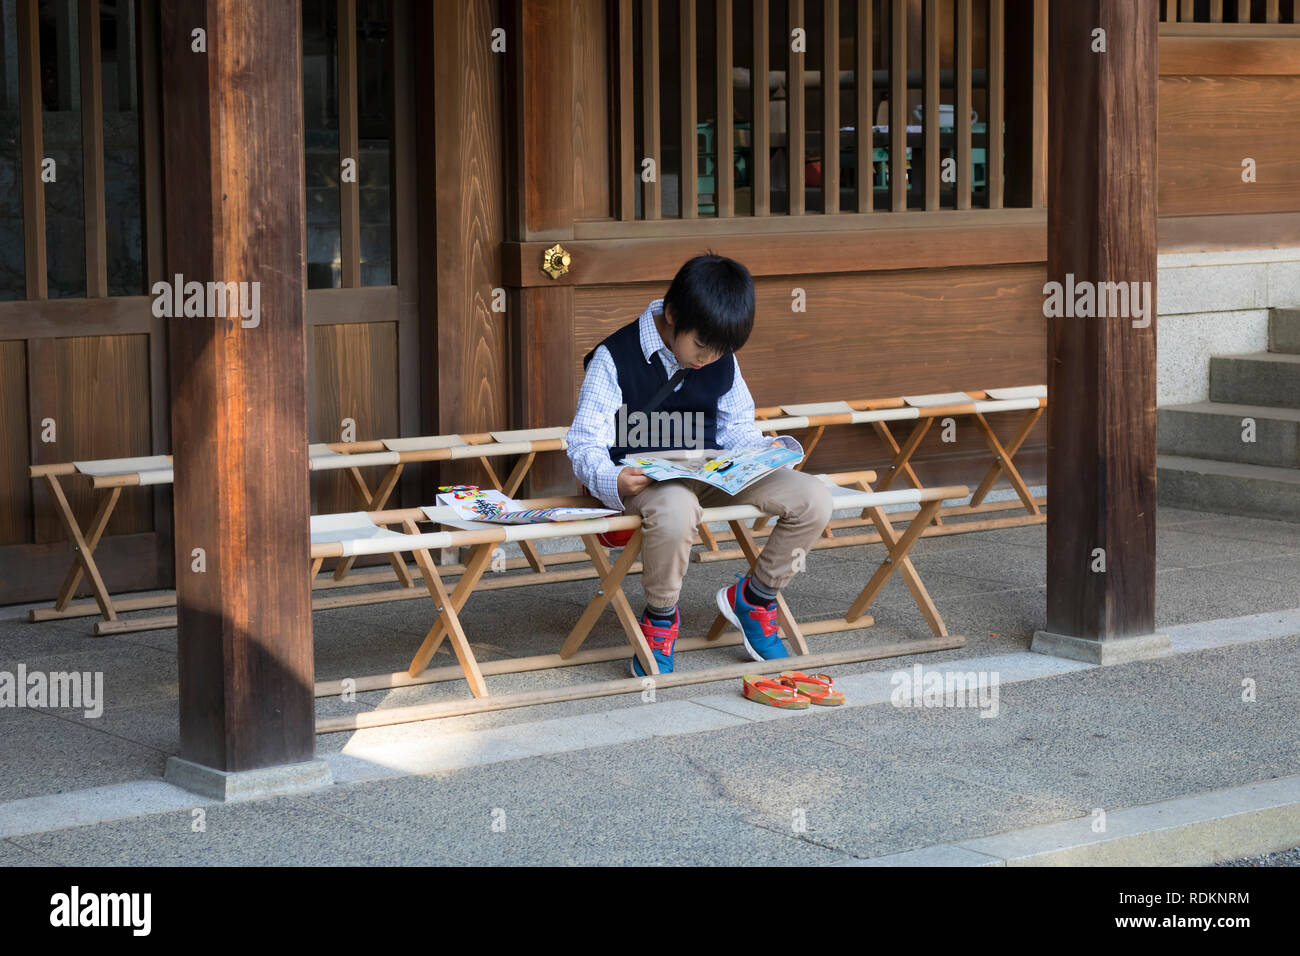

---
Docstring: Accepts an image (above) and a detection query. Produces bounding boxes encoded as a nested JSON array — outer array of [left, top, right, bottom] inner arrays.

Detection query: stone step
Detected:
[[1209, 352, 1300, 409], [1158, 401, 1300, 468], [1157, 455, 1300, 522], [1270, 308, 1300, 355]]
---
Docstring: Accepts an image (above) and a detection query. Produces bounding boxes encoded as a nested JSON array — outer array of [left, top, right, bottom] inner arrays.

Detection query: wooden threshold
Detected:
[[314, 634, 965, 732]]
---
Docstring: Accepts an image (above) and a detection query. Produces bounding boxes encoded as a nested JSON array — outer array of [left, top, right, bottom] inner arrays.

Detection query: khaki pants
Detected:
[[623, 468, 834, 610]]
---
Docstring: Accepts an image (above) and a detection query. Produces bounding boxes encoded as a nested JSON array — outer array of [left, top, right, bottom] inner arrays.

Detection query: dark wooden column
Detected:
[[160, 1, 315, 771], [1035, 0, 1163, 663], [504, 0, 576, 495]]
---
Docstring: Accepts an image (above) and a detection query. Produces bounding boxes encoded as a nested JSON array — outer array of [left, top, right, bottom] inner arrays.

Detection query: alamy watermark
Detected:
[[0, 665, 103, 718], [1042, 272, 1152, 328], [151, 274, 261, 328], [615, 405, 705, 451], [890, 665, 1000, 717]]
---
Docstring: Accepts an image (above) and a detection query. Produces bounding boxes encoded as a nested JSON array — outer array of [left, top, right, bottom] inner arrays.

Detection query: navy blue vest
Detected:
[[584, 316, 735, 463]]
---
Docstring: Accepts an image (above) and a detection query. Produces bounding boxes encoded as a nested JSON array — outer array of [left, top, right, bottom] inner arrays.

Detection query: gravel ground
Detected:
[[1217, 847, 1300, 866]]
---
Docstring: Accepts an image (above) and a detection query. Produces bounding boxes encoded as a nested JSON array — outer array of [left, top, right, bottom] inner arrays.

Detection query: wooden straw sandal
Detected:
[[742, 675, 811, 709], [778, 671, 845, 706]]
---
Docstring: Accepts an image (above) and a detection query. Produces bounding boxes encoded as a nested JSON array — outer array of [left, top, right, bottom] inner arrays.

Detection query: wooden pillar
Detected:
[[1035, 0, 1163, 664], [505, 0, 576, 495], [416, 0, 506, 490], [160, 0, 315, 772]]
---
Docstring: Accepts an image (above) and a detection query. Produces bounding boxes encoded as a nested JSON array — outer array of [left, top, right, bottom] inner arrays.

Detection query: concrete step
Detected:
[[1209, 352, 1300, 409], [1158, 401, 1300, 468], [1271, 308, 1300, 355], [1157, 455, 1300, 522]]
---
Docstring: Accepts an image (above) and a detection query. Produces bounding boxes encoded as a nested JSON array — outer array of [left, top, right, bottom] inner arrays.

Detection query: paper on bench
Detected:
[[74, 455, 172, 478], [984, 385, 1047, 401], [902, 392, 973, 408]]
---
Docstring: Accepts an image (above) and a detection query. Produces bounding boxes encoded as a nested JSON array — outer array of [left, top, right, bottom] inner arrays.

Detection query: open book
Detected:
[[620, 446, 803, 495], [435, 487, 617, 525]]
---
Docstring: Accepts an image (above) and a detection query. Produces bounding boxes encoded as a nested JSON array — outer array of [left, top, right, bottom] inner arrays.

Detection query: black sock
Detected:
[[743, 577, 777, 607], [645, 603, 676, 622]]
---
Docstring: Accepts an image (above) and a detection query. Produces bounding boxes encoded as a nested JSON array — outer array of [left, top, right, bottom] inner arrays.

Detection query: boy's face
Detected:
[[662, 305, 726, 369]]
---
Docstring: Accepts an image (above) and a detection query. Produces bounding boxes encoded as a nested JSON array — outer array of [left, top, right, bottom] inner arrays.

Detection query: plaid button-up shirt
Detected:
[[565, 299, 803, 510]]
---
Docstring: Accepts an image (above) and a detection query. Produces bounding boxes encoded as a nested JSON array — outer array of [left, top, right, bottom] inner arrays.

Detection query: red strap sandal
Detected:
[[742, 675, 811, 709], [778, 671, 845, 707]]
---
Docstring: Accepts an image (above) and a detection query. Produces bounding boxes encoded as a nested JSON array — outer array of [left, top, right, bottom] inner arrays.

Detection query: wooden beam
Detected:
[[789, 0, 806, 214], [505, 0, 576, 493], [753, 0, 770, 215], [1158, 35, 1300, 73], [955, 0, 972, 210], [1043, 0, 1158, 649], [337, 0, 361, 287], [137, 0, 165, 288], [641, 0, 661, 219], [502, 213, 1046, 284], [615, 0, 636, 220], [1032, 0, 1046, 207], [922, 0, 938, 209], [17, 0, 45, 299], [79, 0, 106, 297], [987, 0, 1005, 208], [855, 0, 872, 212], [822, 0, 838, 214], [680, 0, 697, 218], [716, 0, 734, 217], [159, 0, 313, 771], [888, 0, 906, 211]]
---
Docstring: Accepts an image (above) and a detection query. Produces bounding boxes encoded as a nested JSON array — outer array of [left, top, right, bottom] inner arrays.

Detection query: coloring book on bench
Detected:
[[620, 446, 803, 495], [435, 487, 617, 524]]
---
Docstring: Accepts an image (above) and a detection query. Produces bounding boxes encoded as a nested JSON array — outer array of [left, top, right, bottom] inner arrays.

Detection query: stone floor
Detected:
[[0, 505, 1297, 864]]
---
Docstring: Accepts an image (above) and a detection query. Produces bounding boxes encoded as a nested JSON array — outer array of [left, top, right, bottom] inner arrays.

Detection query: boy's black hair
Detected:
[[662, 254, 755, 355]]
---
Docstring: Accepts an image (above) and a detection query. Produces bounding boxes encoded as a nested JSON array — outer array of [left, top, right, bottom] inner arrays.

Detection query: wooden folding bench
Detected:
[[26, 427, 582, 632], [27, 456, 176, 625], [693, 384, 1048, 562], [312, 476, 970, 733]]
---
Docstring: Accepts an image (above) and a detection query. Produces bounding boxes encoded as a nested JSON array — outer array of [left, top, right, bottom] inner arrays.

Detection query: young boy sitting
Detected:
[[565, 254, 834, 676]]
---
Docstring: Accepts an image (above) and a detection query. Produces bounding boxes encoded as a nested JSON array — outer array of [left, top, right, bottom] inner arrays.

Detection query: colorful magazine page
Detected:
[[434, 486, 616, 525], [620, 446, 803, 496]]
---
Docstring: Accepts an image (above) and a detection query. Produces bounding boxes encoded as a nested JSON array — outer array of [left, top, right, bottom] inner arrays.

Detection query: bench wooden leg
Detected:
[[560, 531, 658, 674], [969, 406, 1044, 513], [406, 540, 489, 697], [406, 538, 495, 680], [335, 463, 410, 585], [45, 476, 119, 622], [847, 496, 946, 628]]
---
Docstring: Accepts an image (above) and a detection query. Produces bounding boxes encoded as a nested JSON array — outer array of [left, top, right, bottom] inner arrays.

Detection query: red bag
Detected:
[[596, 528, 636, 549], [580, 484, 634, 548]]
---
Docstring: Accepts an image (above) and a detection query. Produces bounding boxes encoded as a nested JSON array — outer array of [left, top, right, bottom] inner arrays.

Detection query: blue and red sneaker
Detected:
[[631, 606, 680, 678], [717, 574, 788, 662]]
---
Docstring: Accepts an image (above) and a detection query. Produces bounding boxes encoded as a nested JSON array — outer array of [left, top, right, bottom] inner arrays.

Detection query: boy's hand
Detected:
[[617, 467, 652, 500]]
